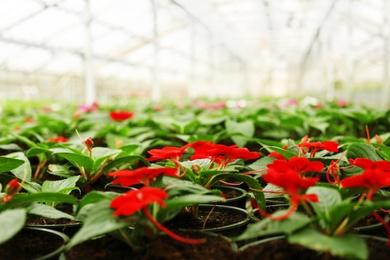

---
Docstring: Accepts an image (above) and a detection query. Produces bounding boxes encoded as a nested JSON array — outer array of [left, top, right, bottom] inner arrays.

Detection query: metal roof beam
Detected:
[[298, 0, 338, 87]]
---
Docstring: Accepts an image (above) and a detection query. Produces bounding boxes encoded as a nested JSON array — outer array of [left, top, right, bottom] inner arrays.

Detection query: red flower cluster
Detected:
[[341, 158, 390, 200], [267, 156, 324, 176], [110, 187, 168, 216], [108, 167, 177, 187], [340, 158, 390, 245], [46, 136, 69, 143], [109, 110, 134, 121], [147, 146, 187, 162], [256, 156, 321, 220], [187, 141, 261, 169], [109, 172, 204, 244], [298, 135, 339, 157]]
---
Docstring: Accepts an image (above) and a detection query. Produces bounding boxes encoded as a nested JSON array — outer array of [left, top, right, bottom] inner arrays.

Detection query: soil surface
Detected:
[[64, 230, 237, 260], [237, 236, 390, 260], [0, 228, 65, 259]]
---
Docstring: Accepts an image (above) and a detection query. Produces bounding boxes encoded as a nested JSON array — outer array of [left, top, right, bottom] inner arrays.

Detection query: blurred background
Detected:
[[0, 0, 389, 107]]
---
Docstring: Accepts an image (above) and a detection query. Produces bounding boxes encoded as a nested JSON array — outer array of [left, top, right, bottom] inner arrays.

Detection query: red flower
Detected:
[[110, 187, 168, 216], [147, 146, 187, 162], [110, 187, 204, 245], [2, 178, 20, 203], [256, 159, 319, 220], [83, 137, 94, 156], [263, 167, 320, 197], [341, 158, 390, 200], [108, 167, 177, 187], [267, 156, 324, 176], [147, 146, 188, 176], [341, 158, 390, 245], [298, 136, 339, 157], [349, 158, 390, 172], [46, 136, 69, 143], [188, 141, 260, 169], [109, 110, 134, 121], [268, 151, 286, 161]]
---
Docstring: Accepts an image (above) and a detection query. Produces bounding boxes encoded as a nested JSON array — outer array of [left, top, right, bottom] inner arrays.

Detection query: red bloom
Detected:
[[349, 158, 390, 172], [110, 187, 204, 245], [341, 158, 390, 245], [256, 159, 319, 220], [82, 137, 94, 157], [188, 141, 260, 169], [46, 136, 68, 143], [341, 158, 390, 200], [263, 167, 320, 197], [267, 156, 324, 176], [108, 167, 177, 187], [147, 146, 189, 177], [147, 146, 187, 162], [298, 136, 339, 157], [110, 187, 168, 216], [268, 151, 286, 161], [2, 178, 20, 203], [109, 110, 134, 121]]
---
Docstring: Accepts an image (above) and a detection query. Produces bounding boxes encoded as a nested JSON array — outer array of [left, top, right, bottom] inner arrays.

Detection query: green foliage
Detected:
[[288, 228, 368, 260], [225, 120, 255, 147], [346, 143, 382, 161], [0, 156, 24, 174], [0, 209, 26, 245]]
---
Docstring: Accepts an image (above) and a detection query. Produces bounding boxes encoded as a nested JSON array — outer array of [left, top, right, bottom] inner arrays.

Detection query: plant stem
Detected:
[[202, 204, 216, 229], [143, 207, 205, 244]]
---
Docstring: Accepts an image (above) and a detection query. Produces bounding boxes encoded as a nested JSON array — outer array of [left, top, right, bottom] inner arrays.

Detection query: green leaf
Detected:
[[25, 146, 52, 157], [65, 200, 129, 250], [288, 228, 368, 260], [197, 114, 227, 125], [103, 155, 150, 172], [5, 152, 31, 181], [259, 145, 296, 159], [234, 211, 312, 241], [0, 156, 24, 173], [22, 181, 42, 193], [78, 190, 119, 210], [205, 173, 266, 211], [346, 143, 381, 161], [92, 147, 121, 163], [164, 194, 226, 212], [52, 149, 94, 173], [346, 200, 390, 229], [306, 186, 341, 212], [0, 143, 22, 151], [27, 203, 74, 220], [0, 209, 26, 245], [373, 144, 390, 161], [105, 133, 134, 150], [10, 133, 37, 148], [41, 176, 80, 194], [248, 156, 275, 171], [0, 193, 77, 212], [225, 120, 255, 147], [48, 164, 74, 178]]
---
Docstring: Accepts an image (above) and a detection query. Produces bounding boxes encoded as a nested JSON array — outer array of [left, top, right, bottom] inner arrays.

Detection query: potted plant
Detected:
[[234, 152, 390, 259], [63, 166, 234, 258]]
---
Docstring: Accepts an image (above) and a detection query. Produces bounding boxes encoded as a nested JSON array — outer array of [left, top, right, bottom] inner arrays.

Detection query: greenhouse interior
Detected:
[[1, 1, 390, 260]]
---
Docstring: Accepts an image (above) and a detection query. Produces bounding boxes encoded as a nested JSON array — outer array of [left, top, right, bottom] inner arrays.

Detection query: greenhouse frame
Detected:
[[0, 0, 389, 107]]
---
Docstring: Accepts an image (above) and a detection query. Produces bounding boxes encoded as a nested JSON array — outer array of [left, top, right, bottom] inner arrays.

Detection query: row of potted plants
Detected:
[[0, 98, 389, 259]]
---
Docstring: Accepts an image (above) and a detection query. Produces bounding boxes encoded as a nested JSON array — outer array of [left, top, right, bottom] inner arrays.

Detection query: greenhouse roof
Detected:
[[0, 0, 389, 106]]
